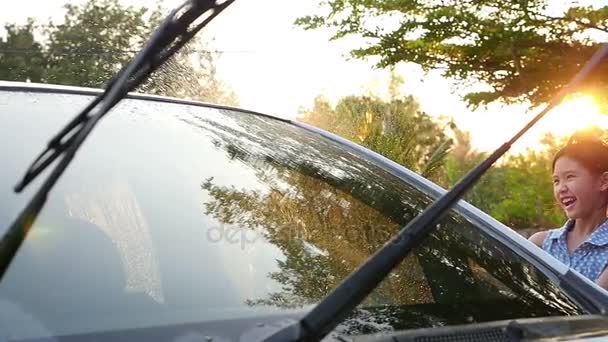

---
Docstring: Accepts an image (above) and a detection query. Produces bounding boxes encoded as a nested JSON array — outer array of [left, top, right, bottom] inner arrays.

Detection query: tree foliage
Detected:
[[0, 19, 46, 83], [300, 90, 572, 230], [42, 0, 158, 88], [0, 0, 237, 105], [295, 0, 608, 108], [298, 88, 454, 180], [443, 130, 566, 230]]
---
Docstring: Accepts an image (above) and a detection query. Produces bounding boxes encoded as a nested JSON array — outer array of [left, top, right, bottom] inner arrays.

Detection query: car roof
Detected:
[[0, 80, 290, 123]]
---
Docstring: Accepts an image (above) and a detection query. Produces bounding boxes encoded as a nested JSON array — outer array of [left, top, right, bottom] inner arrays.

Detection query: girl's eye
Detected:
[[566, 174, 575, 180], [553, 179, 559, 185]]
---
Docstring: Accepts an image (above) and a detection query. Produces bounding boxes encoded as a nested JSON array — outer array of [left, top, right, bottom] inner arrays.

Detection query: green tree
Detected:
[[444, 131, 566, 230], [299, 93, 454, 181], [0, 20, 46, 83], [298, 88, 570, 230], [442, 128, 502, 206], [0, 0, 237, 105], [42, 0, 158, 88], [295, 1, 608, 108], [492, 146, 564, 229]]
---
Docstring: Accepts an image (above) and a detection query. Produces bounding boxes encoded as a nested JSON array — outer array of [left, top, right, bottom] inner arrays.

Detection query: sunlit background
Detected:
[[537, 97, 606, 141], [468, 96, 607, 154], [1, 0, 606, 155]]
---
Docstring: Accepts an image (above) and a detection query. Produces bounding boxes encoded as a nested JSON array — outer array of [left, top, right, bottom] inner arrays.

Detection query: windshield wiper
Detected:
[[0, 0, 235, 281], [260, 44, 608, 342]]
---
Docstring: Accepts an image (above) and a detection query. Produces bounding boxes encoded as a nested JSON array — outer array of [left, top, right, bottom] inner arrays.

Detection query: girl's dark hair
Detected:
[[552, 131, 608, 174]]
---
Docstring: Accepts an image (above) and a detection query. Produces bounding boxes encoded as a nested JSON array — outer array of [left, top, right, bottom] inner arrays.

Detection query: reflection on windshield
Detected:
[[183, 112, 436, 308], [202, 167, 434, 309], [186, 111, 582, 333], [63, 180, 163, 303], [0, 91, 586, 339]]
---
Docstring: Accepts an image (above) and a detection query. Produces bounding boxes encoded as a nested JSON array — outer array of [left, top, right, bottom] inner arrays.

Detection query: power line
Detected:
[[4, 19, 175, 29], [0, 47, 253, 56]]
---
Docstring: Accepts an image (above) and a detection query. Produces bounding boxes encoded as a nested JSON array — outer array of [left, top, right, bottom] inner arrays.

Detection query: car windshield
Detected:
[[2, 0, 608, 340], [0, 89, 583, 339]]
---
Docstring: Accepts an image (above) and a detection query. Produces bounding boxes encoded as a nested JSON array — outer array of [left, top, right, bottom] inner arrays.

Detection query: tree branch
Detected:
[[536, 12, 608, 33]]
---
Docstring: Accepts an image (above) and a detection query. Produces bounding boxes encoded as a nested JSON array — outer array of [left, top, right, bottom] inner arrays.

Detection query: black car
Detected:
[[1, 81, 608, 341]]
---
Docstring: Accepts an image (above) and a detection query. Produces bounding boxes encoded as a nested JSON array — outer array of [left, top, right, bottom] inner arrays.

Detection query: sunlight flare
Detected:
[[544, 96, 607, 138]]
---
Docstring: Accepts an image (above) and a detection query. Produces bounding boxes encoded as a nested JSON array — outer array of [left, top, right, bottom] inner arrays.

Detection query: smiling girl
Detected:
[[529, 134, 608, 288]]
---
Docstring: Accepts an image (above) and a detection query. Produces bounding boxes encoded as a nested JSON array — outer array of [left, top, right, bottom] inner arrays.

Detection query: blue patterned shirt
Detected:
[[542, 219, 608, 281]]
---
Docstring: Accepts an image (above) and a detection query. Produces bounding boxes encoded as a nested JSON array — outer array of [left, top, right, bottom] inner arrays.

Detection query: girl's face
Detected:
[[553, 156, 608, 219]]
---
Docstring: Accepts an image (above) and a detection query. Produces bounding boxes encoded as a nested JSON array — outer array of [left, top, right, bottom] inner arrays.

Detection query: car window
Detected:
[[0, 90, 583, 340]]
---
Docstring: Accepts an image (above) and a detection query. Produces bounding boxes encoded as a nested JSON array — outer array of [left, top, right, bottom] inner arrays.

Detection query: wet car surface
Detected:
[[0, 83, 607, 341]]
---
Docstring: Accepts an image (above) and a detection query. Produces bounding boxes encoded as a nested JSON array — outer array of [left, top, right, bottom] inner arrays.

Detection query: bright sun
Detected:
[[541, 96, 607, 138], [457, 95, 607, 154]]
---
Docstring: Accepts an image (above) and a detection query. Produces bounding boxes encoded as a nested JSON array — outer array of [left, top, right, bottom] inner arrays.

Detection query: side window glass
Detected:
[[338, 211, 583, 335], [408, 212, 583, 325], [466, 257, 518, 300]]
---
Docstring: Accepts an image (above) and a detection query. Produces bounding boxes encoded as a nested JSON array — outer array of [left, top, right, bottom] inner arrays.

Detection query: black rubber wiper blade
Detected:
[[261, 43, 608, 342], [0, 0, 235, 281]]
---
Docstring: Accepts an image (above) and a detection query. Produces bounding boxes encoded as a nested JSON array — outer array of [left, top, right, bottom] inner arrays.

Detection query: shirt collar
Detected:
[[547, 220, 573, 241], [548, 219, 608, 246], [586, 219, 608, 246]]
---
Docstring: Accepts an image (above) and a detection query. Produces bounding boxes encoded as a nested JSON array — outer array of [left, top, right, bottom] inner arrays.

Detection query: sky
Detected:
[[2, 0, 607, 155]]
